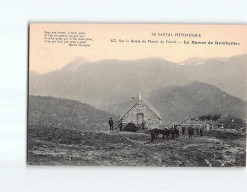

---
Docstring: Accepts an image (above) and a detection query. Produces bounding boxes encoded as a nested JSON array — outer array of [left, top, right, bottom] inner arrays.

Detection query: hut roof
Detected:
[[119, 97, 161, 120]]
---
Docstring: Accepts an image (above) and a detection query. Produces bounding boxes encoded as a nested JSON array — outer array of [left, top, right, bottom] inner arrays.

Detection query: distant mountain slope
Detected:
[[148, 82, 246, 124], [183, 54, 247, 101], [108, 82, 246, 125], [28, 96, 118, 131], [29, 57, 189, 108], [29, 54, 247, 110]]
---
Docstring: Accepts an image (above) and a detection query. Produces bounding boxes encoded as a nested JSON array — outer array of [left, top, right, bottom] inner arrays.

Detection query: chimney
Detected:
[[139, 93, 142, 100]]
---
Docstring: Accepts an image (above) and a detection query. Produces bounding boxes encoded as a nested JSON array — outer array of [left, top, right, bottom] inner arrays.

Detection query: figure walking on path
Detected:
[[109, 118, 114, 130]]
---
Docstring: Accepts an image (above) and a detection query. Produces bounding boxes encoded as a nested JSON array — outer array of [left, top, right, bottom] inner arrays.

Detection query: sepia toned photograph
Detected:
[[28, 23, 246, 167]]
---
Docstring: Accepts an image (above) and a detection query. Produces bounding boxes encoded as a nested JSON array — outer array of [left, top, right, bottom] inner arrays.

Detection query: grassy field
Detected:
[[27, 126, 246, 167]]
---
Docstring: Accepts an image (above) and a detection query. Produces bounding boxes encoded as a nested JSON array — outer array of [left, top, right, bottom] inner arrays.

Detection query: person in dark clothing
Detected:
[[109, 118, 113, 130], [188, 127, 194, 138], [200, 127, 204, 136], [119, 122, 122, 131], [182, 126, 185, 135], [195, 127, 200, 136], [142, 120, 146, 130], [174, 125, 179, 138], [150, 130, 155, 142]]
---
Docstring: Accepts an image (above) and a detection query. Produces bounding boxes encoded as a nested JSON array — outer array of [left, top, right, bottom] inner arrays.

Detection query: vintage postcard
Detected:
[[28, 23, 246, 167]]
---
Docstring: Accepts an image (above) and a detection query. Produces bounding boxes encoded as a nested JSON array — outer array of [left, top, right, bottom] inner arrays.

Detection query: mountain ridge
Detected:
[[29, 54, 247, 109]]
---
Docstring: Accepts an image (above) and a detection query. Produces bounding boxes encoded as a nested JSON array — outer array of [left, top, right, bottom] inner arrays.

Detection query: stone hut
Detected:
[[115, 94, 161, 131]]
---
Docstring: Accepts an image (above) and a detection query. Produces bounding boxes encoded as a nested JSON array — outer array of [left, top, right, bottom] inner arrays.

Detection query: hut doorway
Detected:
[[137, 113, 144, 125]]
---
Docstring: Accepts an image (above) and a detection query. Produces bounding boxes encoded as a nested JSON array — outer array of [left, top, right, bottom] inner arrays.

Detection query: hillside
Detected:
[[28, 96, 118, 131], [29, 54, 247, 110], [183, 54, 247, 101], [149, 82, 246, 124], [109, 82, 246, 124]]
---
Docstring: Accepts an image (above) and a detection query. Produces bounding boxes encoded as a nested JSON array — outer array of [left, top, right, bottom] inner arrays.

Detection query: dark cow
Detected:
[[168, 126, 179, 139], [167, 127, 175, 139], [150, 128, 171, 142], [160, 128, 170, 140], [150, 128, 160, 142], [150, 126, 181, 142]]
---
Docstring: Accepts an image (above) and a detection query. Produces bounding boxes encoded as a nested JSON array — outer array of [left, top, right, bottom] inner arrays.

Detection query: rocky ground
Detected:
[[27, 126, 246, 167]]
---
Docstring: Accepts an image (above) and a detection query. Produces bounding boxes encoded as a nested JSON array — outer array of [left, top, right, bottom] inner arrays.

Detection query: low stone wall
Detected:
[[213, 128, 246, 135]]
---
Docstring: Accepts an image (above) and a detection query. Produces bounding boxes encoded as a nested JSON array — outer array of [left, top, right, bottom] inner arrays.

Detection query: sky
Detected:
[[29, 23, 247, 74]]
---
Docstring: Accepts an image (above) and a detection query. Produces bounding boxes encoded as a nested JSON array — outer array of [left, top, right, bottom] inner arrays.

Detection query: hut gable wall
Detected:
[[121, 100, 160, 130]]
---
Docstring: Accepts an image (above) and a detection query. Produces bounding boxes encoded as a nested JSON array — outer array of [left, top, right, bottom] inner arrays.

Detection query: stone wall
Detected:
[[121, 100, 161, 130]]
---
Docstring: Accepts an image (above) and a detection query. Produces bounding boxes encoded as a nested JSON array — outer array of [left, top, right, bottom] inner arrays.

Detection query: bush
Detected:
[[123, 123, 138, 132]]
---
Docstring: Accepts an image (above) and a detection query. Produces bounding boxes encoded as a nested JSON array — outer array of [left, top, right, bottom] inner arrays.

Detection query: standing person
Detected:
[[188, 127, 192, 138], [119, 122, 122, 131], [142, 120, 146, 130], [200, 127, 204, 136], [109, 118, 113, 130], [188, 127, 194, 138], [174, 125, 179, 138], [195, 127, 200, 136], [182, 126, 185, 135]]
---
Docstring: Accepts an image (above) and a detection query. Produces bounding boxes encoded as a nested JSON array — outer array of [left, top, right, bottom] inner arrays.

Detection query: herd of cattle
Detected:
[[150, 126, 204, 142]]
